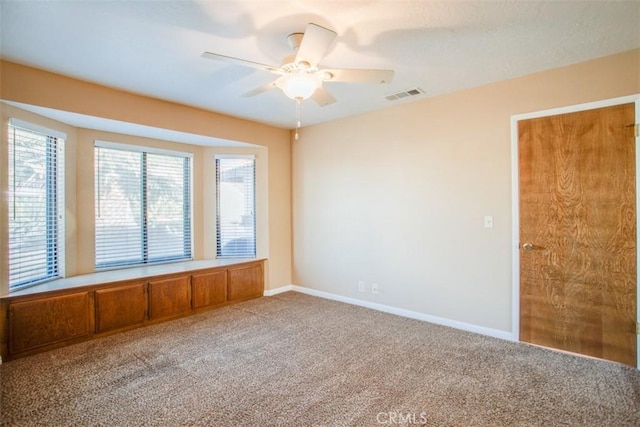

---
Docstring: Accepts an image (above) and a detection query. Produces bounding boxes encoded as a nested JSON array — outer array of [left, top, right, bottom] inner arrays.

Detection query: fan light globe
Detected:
[[276, 73, 321, 100]]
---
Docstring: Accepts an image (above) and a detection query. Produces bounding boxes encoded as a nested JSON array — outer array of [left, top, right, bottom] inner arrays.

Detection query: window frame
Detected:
[[94, 140, 194, 270], [7, 118, 66, 290], [215, 154, 257, 259]]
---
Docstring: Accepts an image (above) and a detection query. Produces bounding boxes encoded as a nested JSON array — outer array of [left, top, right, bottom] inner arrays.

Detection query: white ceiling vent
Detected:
[[384, 87, 424, 101]]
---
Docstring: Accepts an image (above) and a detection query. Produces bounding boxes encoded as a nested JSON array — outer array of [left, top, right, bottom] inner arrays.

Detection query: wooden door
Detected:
[[519, 103, 637, 366]]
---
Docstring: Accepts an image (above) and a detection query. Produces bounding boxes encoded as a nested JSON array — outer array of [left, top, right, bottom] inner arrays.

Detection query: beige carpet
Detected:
[[1, 291, 639, 426]]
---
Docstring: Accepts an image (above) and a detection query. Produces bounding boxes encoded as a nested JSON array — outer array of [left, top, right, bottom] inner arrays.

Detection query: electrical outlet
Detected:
[[371, 283, 379, 294], [358, 280, 365, 292]]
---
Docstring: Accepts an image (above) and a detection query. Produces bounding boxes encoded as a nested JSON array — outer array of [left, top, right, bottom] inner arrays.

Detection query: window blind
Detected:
[[8, 122, 65, 289], [95, 143, 192, 268], [216, 156, 256, 258]]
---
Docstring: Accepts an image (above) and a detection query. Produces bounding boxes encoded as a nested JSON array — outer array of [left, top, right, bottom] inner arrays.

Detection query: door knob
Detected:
[[522, 242, 534, 251]]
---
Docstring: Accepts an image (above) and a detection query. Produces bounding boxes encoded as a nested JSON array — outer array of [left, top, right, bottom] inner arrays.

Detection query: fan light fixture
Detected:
[[202, 23, 394, 141], [275, 72, 322, 140], [275, 72, 321, 100]]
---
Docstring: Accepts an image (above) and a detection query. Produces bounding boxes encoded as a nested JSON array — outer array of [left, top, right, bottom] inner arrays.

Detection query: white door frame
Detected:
[[510, 94, 640, 368]]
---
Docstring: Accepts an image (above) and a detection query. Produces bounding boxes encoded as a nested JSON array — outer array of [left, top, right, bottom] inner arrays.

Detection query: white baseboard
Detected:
[[263, 285, 293, 296], [269, 284, 515, 342]]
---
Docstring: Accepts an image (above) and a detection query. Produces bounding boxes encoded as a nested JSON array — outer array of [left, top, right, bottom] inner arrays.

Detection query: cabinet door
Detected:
[[148, 276, 191, 320], [192, 271, 227, 309], [95, 283, 146, 333], [228, 263, 264, 302], [9, 292, 92, 354]]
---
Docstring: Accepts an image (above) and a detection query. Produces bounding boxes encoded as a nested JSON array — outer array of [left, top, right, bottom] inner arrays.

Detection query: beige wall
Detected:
[[292, 49, 640, 333], [0, 61, 292, 295]]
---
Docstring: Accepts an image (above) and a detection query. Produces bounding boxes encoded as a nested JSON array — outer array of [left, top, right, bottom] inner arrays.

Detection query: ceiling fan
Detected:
[[201, 23, 394, 107]]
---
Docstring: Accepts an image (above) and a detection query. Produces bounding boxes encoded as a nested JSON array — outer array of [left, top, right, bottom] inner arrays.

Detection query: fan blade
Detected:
[[322, 68, 394, 84], [242, 81, 277, 97], [311, 87, 336, 106], [295, 23, 337, 67], [202, 51, 282, 74]]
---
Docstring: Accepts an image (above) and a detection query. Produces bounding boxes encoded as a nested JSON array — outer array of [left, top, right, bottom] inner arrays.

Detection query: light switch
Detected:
[[484, 215, 494, 229]]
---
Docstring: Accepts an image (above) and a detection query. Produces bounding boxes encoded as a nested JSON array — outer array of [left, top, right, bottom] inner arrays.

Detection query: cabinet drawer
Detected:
[[148, 276, 191, 320], [228, 263, 264, 302], [192, 271, 227, 309], [10, 292, 92, 354], [95, 283, 146, 333]]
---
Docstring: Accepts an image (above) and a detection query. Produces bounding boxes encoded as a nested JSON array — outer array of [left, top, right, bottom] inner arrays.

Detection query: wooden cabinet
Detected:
[[192, 271, 227, 309], [228, 263, 264, 302], [0, 260, 264, 360], [95, 283, 146, 333], [9, 292, 92, 355], [148, 276, 191, 320]]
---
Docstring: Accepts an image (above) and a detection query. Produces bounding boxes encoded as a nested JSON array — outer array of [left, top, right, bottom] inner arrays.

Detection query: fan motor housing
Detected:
[[280, 54, 317, 74]]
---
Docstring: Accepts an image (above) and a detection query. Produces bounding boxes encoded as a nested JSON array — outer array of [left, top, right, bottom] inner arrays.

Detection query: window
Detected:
[[8, 120, 65, 289], [216, 155, 256, 258], [95, 142, 192, 268]]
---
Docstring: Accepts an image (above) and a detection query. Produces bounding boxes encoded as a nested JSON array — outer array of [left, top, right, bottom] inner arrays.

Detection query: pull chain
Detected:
[[295, 98, 301, 140]]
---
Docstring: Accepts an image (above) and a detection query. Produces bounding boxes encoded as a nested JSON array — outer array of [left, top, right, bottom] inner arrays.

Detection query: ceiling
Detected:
[[1, 0, 639, 133]]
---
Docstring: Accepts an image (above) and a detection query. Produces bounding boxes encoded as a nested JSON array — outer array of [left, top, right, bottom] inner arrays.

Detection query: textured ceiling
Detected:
[[1, 0, 639, 132]]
